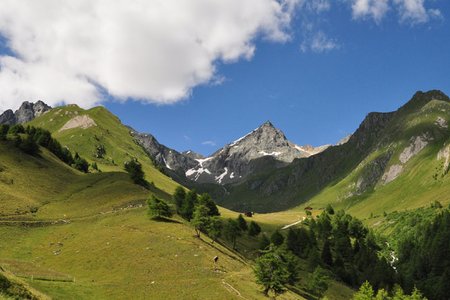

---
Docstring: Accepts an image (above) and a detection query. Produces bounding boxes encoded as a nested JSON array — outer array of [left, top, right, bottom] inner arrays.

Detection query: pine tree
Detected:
[[270, 230, 284, 247], [248, 221, 261, 237], [237, 214, 248, 231], [191, 204, 210, 238], [124, 158, 146, 185], [254, 249, 290, 296], [173, 186, 186, 213], [321, 239, 333, 266], [223, 219, 241, 249], [259, 234, 270, 250], [207, 217, 222, 243], [147, 195, 172, 219]]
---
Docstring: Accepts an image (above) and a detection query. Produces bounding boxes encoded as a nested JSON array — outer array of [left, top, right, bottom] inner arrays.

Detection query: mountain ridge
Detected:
[[211, 90, 450, 212]]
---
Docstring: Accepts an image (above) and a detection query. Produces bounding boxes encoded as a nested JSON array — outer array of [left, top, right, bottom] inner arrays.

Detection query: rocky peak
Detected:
[[131, 130, 199, 171], [184, 121, 329, 184], [0, 109, 16, 125], [0, 100, 52, 125], [182, 150, 204, 160]]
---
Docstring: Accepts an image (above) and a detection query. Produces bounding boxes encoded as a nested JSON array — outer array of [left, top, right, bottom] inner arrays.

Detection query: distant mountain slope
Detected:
[[135, 121, 330, 186], [182, 121, 330, 184], [216, 90, 450, 213], [27, 104, 180, 194]]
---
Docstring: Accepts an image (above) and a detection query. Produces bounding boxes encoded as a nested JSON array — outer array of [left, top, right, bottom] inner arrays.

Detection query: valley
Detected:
[[0, 90, 449, 300]]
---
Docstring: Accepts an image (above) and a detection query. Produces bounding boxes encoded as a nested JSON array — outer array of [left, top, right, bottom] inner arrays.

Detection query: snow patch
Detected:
[[185, 156, 214, 181], [258, 151, 282, 156], [230, 172, 235, 179], [215, 167, 228, 184], [162, 157, 172, 170]]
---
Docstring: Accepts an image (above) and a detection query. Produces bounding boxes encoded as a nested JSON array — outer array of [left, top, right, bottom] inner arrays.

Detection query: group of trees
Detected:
[[352, 281, 426, 300], [124, 159, 147, 187], [253, 206, 398, 298], [222, 214, 262, 249], [395, 208, 450, 300], [286, 208, 396, 290], [148, 187, 264, 251], [0, 124, 89, 173]]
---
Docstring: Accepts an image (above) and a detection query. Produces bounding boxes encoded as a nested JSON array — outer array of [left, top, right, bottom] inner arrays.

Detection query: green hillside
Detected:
[[217, 90, 450, 217], [27, 104, 179, 194], [0, 134, 304, 299]]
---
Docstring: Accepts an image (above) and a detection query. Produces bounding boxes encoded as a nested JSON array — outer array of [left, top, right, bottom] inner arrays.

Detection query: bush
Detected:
[[124, 158, 147, 186], [73, 152, 89, 173], [147, 195, 172, 219]]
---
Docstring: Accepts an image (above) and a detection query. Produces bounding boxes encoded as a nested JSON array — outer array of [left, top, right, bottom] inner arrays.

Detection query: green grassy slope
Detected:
[[1, 209, 304, 300], [27, 104, 179, 194], [0, 137, 303, 299], [0, 141, 154, 219], [295, 98, 450, 219]]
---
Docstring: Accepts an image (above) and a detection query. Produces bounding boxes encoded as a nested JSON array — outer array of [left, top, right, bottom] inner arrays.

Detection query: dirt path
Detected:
[[222, 280, 247, 299], [281, 217, 305, 230]]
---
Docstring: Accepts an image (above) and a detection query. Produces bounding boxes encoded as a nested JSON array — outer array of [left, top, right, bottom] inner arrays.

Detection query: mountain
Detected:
[[131, 130, 199, 172], [26, 104, 180, 194], [134, 120, 330, 185], [0, 100, 51, 125], [213, 90, 450, 213]]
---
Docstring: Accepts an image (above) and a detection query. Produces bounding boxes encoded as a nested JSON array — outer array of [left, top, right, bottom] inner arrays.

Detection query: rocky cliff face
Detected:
[[131, 131, 199, 172], [0, 101, 51, 125]]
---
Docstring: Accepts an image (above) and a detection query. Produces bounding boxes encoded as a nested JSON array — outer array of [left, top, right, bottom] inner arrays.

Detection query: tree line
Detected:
[[147, 186, 263, 249], [252, 204, 423, 298], [0, 124, 89, 172]]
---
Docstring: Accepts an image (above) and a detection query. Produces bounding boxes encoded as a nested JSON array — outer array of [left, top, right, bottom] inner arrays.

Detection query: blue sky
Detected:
[[1, 1, 449, 156], [106, 1, 450, 155]]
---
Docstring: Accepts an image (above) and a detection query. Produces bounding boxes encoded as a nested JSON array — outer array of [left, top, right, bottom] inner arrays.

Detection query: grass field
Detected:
[[0, 208, 304, 299]]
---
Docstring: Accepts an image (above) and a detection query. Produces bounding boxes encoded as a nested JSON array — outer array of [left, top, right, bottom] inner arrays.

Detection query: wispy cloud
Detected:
[[202, 140, 216, 146], [394, 0, 442, 24], [301, 31, 339, 53], [350, 0, 442, 24], [351, 0, 390, 23]]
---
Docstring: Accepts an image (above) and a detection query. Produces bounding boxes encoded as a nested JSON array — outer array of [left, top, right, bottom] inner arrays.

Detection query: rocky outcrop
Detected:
[[355, 153, 391, 194], [0, 100, 51, 125], [59, 115, 97, 132], [399, 134, 431, 164], [437, 144, 450, 176], [131, 131, 199, 171], [0, 109, 16, 125]]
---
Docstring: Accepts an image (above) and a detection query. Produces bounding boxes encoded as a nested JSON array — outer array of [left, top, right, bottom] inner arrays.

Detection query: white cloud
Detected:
[[300, 31, 339, 53], [201, 140, 216, 146], [0, 0, 300, 111], [351, 0, 442, 24], [394, 0, 442, 24], [351, 0, 390, 23]]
